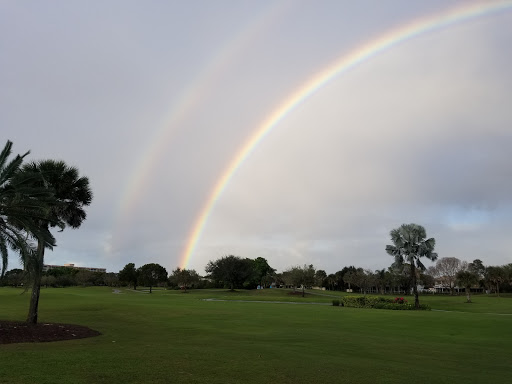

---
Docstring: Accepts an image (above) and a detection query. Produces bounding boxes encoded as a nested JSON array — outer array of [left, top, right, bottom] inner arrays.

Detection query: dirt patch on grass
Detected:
[[0, 321, 101, 344]]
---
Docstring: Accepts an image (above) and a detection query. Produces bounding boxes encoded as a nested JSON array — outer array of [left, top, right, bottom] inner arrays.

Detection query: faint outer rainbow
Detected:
[[110, 1, 291, 255], [179, 1, 512, 268]]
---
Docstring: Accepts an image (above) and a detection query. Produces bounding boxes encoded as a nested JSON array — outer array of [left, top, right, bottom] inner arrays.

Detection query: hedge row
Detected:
[[332, 295, 430, 311]]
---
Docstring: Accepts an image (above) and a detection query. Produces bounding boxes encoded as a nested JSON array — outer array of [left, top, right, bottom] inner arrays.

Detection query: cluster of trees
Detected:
[[205, 255, 274, 290], [0, 141, 92, 323], [117, 263, 203, 292]]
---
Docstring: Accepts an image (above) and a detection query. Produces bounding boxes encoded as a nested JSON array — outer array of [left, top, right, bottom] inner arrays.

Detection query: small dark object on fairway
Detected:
[[0, 321, 101, 344]]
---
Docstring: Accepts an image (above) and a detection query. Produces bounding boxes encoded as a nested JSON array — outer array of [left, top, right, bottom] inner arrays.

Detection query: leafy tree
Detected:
[[103, 272, 119, 287], [118, 263, 139, 290], [468, 259, 486, 288], [138, 263, 167, 293], [485, 266, 507, 296], [336, 266, 358, 291], [343, 270, 356, 291], [2, 268, 25, 287], [20, 160, 92, 324], [285, 264, 316, 297], [386, 223, 438, 308], [252, 257, 275, 287], [456, 270, 479, 303], [432, 257, 466, 295], [353, 268, 375, 294], [169, 267, 199, 292], [0, 141, 55, 278], [40, 274, 56, 288], [205, 255, 253, 290], [75, 269, 95, 287], [315, 269, 327, 288], [374, 269, 387, 294]]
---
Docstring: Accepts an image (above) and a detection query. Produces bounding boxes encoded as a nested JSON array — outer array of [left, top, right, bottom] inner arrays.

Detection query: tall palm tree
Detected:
[[21, 160, 92, 324], [0, 141, 55, 278], [386, 223, 438, 308]]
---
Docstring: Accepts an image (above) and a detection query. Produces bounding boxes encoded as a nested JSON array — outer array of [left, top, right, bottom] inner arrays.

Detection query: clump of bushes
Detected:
[[332, 299, 340, 306], [339, 295, 430, 311]]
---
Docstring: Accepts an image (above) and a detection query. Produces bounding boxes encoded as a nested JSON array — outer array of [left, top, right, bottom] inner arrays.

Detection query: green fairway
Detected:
[[1, 287, 511, 384]]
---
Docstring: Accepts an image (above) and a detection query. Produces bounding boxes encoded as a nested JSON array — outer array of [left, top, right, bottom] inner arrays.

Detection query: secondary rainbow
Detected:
[[180, 1, 512, 268], [110, 1, 291, 255]]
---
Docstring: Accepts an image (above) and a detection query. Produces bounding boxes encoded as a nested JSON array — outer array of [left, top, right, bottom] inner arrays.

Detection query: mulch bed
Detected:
[[0, 321, 101, 344]]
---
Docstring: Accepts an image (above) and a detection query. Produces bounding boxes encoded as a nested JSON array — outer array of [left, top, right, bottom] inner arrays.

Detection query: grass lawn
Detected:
[[1, 287, 511, 383]]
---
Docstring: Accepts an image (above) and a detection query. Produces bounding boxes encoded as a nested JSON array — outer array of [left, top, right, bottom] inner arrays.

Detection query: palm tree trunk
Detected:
[[27, 239, 45, 324], [465, 286, 471, 303], [411, 262, 419, 309]]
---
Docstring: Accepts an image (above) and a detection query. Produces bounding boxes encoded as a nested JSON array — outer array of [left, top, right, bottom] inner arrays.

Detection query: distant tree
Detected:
[[468, 259, 486, 288], [326, 273, 337, 291], [205, 255, 253, 291], [2, 268, 25, 287], [432, 257, 467, 295], [138, 263, 168, 293], [468, 259, 486, 279], [343, 271, 356, 291], [374, 269, 386, 294], [103, 272, 119, 287], [169, 267, 199, 292], [456, 270, 479, 303], [252, 257, 275, 287], [40, 274, 56, 288], [285, 264, 316, 297], [419, 270, 435, 289], [353, 268, 376, 294], [118, 263, 139, 290], [75, 270, 95, 286], [485, 266, 507, 296], [386, 223, 438, 308], [315, 269, 327, 288], [337, 266, 358, 291]]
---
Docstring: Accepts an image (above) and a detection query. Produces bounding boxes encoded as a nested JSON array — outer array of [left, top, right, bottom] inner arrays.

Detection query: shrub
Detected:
[[341, 296, 430, 311], [332, 299, 340, 306]]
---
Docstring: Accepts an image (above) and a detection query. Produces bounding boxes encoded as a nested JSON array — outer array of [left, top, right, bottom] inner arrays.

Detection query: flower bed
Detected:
[[339, 295, 430, 310]]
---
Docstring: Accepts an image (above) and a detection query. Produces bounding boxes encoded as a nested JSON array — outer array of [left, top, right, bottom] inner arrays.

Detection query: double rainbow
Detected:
[[179, 1, 512, 268]]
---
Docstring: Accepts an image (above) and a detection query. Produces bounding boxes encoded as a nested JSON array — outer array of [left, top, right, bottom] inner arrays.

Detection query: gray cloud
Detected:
[[2, 1, 511, 275]]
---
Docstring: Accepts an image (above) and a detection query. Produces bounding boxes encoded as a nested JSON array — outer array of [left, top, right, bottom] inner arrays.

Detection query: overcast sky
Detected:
[[2, 1, 512, 275]]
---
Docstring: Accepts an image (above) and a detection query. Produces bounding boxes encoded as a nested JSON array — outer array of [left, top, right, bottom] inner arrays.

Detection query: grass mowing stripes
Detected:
[[1, 287, 511, 383]]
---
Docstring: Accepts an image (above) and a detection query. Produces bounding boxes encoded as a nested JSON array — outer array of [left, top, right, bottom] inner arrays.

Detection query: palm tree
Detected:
[[386, 223, 438, 308], [456, 270, 479, 303], [21, 160, 92, 324], [0, 141, 55, 278]]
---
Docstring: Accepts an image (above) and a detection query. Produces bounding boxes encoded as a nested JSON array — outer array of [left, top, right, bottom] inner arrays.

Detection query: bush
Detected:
[[341, 296, 430, 311], [332, 299, 340, 306]]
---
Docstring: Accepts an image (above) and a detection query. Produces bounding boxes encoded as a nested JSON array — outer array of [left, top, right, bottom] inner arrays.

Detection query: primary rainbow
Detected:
[[180, 1, 512, 268]]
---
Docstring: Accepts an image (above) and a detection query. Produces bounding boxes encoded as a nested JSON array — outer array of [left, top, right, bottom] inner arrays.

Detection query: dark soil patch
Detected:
[[0, 321, 101, 344]]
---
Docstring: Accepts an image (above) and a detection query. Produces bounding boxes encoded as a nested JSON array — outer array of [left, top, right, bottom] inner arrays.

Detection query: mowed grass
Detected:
[[1, 287, 511, 384]]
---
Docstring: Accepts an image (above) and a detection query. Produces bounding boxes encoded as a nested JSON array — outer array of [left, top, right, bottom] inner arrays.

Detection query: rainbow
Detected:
[[179, 1, 512, 269]]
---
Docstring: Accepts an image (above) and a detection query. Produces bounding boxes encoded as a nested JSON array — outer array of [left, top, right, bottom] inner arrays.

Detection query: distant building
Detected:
[[43, 263, 106, 273]]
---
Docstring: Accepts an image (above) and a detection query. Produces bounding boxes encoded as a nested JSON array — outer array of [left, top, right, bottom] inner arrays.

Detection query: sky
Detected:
[[2, 0, 512, 275]]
